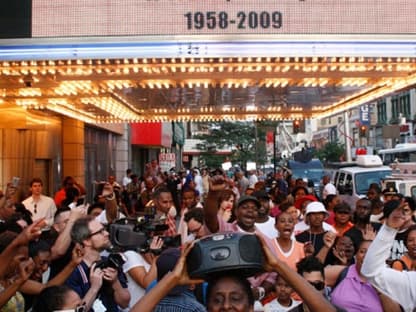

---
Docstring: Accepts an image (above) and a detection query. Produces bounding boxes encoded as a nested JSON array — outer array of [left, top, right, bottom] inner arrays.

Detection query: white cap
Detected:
[[305, 201, 329, 218]]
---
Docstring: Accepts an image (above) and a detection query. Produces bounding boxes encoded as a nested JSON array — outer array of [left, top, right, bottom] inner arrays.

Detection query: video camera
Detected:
[[108, 215, 181, 254]]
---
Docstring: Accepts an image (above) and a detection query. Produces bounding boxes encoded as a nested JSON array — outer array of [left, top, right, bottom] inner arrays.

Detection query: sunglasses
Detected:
[[308, 280, 325, 291]]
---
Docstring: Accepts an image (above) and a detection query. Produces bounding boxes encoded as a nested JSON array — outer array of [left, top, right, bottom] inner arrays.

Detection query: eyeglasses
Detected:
[[34, 204, 37, 214], [88, 227, 106, 238], [188, 224, 202, 235], [308, 280, 325, 291]]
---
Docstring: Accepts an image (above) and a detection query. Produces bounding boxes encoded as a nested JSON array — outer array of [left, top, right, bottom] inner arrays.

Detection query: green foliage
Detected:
[[313, 141, 346, 163], [195, 121, 277, 169]]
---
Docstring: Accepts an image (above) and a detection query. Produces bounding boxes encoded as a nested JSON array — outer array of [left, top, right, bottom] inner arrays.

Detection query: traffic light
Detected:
[[293, 120, 300, 134], [293, 120, 305, 134], [359, 125, 367, 137]]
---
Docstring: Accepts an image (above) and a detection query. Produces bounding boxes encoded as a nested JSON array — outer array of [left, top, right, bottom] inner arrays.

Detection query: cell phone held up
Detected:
[[12, 177, 20, 188]]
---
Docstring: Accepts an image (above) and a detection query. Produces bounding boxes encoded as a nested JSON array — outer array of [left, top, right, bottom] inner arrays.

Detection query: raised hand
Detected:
[[16, 218, 46, 245], [332, 246, 348, 265], [16, 257, 35, 282], [256, 233, 280, 272], [386, 204, 407, 230], [323, 231, 336, 249], [361, 224, 377, 241], [172, 242, 204, 286], [209, 175, 228, 191]]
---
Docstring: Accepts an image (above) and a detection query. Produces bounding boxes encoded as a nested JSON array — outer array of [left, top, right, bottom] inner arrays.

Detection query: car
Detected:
[[287, 158, 324, 198]]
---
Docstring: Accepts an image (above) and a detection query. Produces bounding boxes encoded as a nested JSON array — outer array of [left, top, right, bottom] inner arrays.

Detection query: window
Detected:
[[377, 99, 387, 124], [391, 92, 410, 120], [391, 96, 399, 119], [399, 93, 411, 119]]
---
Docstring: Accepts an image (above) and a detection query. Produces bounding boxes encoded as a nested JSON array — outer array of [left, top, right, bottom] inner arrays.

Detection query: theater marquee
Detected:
[[32, 0, 416, 38]]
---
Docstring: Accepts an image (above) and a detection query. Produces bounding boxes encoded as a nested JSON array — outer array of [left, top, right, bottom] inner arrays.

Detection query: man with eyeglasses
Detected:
[[65, 216, 130, 311], [183, 208, 206, 242], [291, 256, 334, 312]]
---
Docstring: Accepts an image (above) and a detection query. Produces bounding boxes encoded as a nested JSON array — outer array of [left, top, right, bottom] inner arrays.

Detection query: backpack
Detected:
[[333, 266, 349, 289]]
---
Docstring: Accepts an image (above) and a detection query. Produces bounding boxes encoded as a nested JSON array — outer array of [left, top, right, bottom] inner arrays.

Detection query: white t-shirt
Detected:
[[122, 176, 132, 187], [255, 216, 277, 239], [264, 299, 301, 312], [322, 182, 337, 199], [123, 250, 151, 309]]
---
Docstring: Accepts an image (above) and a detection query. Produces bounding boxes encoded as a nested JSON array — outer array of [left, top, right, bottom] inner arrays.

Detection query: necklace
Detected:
[[309, 231, 317, 247]]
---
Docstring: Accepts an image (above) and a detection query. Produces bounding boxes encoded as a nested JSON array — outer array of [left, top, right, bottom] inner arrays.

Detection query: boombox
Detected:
[[187, 232, 264, 279]]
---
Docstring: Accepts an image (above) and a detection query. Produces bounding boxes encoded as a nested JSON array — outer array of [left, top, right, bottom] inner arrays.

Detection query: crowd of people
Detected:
[[0, 160, 415, 312]]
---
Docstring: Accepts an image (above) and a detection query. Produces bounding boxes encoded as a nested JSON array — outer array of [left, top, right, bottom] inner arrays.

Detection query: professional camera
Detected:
[[95, 253, 125, 270], [108, 216, 181, 254]]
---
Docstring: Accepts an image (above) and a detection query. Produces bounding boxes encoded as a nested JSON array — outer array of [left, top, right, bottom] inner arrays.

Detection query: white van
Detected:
[[382, 175, 416, 199], [333, 155, 392, 208]]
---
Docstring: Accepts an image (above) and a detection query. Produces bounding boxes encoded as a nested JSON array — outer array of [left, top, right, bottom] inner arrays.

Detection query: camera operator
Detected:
[[122, 236, 163, 309], [66, 216, 130, 311]]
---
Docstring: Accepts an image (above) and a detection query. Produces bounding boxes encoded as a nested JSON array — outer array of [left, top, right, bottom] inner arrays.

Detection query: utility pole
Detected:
[[344, 111, 352, 162], [254, 121, 258, 167]]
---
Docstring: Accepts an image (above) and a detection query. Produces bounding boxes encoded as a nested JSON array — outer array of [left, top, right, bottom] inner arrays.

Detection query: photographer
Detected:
[[122, 236, 163, 309], [66, 216, 130, 311]]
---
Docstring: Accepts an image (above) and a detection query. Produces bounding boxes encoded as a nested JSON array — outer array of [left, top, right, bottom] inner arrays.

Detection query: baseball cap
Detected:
[[294, 195, 318, 210], [252, 190, 270, 200], [305, 201, 329, 218], [237, 195, 261, 208], [382, 186, 398, 195]]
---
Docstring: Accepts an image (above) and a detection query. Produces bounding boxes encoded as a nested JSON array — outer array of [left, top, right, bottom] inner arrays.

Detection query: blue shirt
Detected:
[[154, 290, 206, 312], [65, 259, 128, 312]]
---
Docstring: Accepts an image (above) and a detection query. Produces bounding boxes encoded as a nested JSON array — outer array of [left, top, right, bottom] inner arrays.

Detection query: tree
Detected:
[[195, 121, 272, 169], [313, 141, 346, 163]]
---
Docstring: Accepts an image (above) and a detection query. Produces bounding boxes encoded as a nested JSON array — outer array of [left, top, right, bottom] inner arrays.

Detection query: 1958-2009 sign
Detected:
[[184, 11, 282, 31]]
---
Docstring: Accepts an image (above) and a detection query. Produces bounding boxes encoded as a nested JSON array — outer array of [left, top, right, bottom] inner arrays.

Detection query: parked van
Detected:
[[333, 155, 392, 208], [382, 174, 416, 199], [287, 158, 324, 197]]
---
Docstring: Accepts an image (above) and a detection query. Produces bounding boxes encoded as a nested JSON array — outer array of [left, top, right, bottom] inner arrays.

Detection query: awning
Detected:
[[131, 122, 172, 148]]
